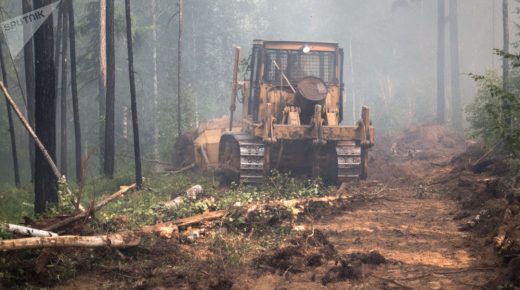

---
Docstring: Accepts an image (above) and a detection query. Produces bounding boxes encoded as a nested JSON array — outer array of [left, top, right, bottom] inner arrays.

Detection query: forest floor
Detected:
[[1, 124, 518, 289]]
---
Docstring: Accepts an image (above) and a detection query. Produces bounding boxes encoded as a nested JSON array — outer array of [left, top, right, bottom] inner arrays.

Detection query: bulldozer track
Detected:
[[222, 135, 362, 184], [235, 134, 265, 184], [336, 141, 362, 182]]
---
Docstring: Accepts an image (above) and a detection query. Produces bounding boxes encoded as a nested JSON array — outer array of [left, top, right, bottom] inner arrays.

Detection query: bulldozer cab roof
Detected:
[[254, 40, 339, 52]]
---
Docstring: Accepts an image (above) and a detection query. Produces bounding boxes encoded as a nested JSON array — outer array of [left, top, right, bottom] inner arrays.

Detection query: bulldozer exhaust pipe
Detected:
[[229, 47, 241, 131]]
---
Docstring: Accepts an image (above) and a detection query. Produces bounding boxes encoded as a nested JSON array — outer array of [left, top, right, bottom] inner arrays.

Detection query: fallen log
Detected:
[[245, 195, 348, 212], [0, 231, 140, 252], [175, 210, 228, 227], [2, 223, 58, 237], [44, 184, 137, 232], [141, 224, 179, 239], [141, 210, 228, 238], [163, 185, 204, 210]]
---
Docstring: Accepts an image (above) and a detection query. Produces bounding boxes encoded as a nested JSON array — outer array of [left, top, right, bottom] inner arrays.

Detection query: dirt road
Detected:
[[234, 182, 501, 289], [233, 126, 504, 289]]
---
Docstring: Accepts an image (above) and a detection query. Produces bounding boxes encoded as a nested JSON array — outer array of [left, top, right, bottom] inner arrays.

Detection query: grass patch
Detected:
[[0, 186, 33, 224]]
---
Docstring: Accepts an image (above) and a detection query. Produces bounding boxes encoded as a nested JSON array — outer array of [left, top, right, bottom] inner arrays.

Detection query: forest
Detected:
[[0, 0, 519, 289]]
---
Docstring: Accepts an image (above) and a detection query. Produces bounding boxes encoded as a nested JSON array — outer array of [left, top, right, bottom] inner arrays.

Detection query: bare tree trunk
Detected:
[[450, 0, 462, 131], [23, 0, 36, 183], [436, 0, 446, 124], [0, 232, 140, 251], [33, 0, 58, 214], [104, 0, 115, 179], [54, 7, 63, 95], [0, 39, 21, 187], [125, 0, 143, 188], [60, 8, 69, 176], [502, 0, 511, 127], [177, 0, 183, 136], [152, 0, 159, 170], [123, 105, 129, 154], [98, 0, 107, 174], [68, 0, 82, 185], [492, 0, 496, 68]]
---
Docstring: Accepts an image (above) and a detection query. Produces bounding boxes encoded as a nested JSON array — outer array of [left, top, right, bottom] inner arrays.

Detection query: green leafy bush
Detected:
[[466, 70, 520, 157]]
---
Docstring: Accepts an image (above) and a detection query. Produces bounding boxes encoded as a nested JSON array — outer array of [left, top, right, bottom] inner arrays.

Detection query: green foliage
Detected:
[[92, 171, 328, 230], [97, 174, 214, 228], [466, 71, 503, 145], [0, 186, 33, 224], [217, 171, 327, 209], [45, 177, 78, 216], [466, 70, 520, 157], [156, 89, 197, 162]]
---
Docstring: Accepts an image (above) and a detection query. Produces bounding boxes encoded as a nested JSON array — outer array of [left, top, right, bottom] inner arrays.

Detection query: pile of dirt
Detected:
[[321, 251, 386, 285], [432, 140, 520, 288], [369, 124, 465, 182], [254, 230, 336, 275], [254, 230, 387, 286]]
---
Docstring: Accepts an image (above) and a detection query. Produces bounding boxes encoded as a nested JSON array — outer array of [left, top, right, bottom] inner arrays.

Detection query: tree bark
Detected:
[[436, 0, 446, 124], [502, 0, 511, 127], [60, 7, 69, 176], [0, 39, 21, 187], [152, 0, 160, 170], [33, 0, 58, 214], [449, 0, 462, 131], [177, 0, 183, 136], [125, 0, 143, 188], [68, 0, 82, 185], [54, 7, 63, 95], [98, 0, 107, 174], [23, 0, 36, 183], [104, 0, 116, 178], [0, 232, 140, 251]]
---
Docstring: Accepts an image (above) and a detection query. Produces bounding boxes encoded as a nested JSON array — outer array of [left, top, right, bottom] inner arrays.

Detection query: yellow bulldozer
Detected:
[[191, 40, 374, 184]]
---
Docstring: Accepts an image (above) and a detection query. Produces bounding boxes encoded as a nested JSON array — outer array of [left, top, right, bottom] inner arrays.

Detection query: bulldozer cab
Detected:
[[245, 40, 343, 125]]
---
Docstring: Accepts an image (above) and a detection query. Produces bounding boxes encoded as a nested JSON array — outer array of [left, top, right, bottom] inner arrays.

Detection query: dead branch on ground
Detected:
[[44, 184, 137, 232]]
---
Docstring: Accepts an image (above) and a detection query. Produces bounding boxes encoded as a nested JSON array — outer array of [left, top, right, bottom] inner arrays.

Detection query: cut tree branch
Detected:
[[44, 184, 137, 232]]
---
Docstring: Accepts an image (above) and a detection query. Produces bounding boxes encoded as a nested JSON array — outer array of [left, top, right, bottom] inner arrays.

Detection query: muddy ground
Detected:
[[2, 124, 518, 289]]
